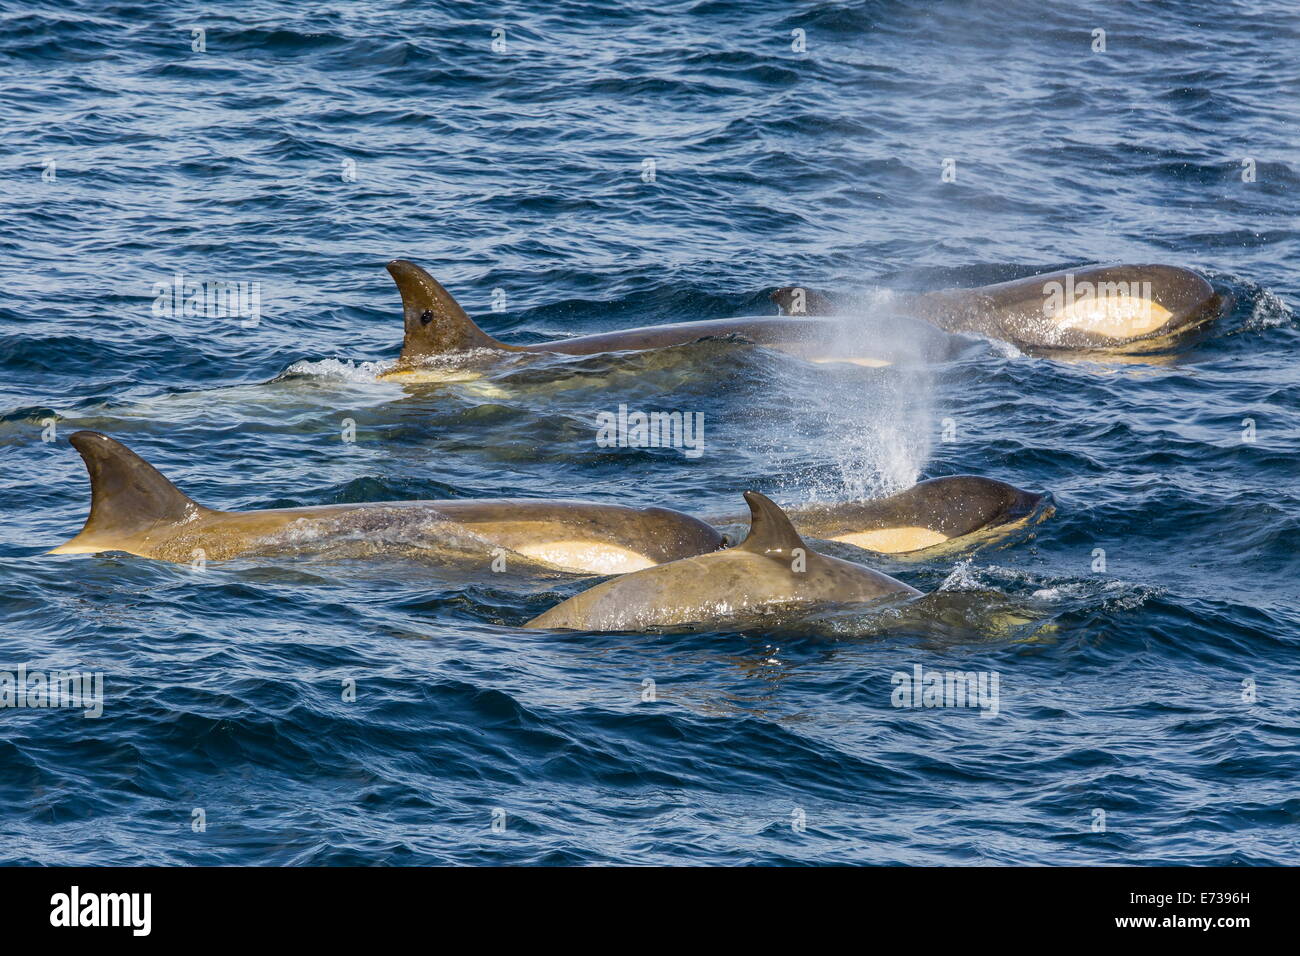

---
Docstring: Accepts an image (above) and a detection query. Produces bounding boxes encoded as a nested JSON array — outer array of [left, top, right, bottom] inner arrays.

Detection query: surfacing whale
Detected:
[[525, 491, 921, 631], [772, 263, 1231, 353], [48, 434, 1052, 578], [48, 432, 723, 575], [377, 259, 953, 378], [703, 475, 1050, 557]]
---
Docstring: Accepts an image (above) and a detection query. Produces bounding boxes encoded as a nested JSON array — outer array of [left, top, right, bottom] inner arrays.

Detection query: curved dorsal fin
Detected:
[[386, 259, 515, 360], [48, 431, 209, 554], [738, 491, 806, 555]]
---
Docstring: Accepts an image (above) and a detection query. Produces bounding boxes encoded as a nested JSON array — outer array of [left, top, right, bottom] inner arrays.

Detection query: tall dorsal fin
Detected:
[[386, 259, 515, 361], [48, 431, 210, 554], [738, 491, 807, 555]]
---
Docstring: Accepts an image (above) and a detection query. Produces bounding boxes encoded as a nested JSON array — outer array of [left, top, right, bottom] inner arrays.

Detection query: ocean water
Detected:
[[1, 0, 1297, 865]]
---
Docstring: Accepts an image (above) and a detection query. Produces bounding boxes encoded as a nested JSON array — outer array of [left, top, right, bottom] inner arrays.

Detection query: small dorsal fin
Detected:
[[737, 491, 807, 555], [48, 431, 209, 554], [386, 259, 515, 361]]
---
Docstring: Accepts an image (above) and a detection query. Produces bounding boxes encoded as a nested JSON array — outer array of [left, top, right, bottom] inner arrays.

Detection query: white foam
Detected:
[[278, 356, 510, 398], [280, 358, 396, 383], [938, 559, 983, 591], [1250, 287, 1294, 330]]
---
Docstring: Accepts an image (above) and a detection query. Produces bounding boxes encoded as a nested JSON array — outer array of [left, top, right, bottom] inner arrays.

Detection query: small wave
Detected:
[[276, 358, 396, 383]]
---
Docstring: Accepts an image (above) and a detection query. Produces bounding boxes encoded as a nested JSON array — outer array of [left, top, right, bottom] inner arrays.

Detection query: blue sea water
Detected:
[[1, 0, 1297, 865]]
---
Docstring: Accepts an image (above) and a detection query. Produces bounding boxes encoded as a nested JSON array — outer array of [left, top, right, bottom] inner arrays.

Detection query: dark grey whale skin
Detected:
[[525, 491, 921, 632], [54, 433, 1050, 574], [772, 263, 1232, 353], [383, 258, 954, 369], [703, 475, 1050, 556], [51, 431, 725, 572], [387, 259, 1228, 371]]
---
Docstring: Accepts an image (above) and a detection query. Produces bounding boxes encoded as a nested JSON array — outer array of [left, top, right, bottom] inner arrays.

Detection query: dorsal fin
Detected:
[[738, 491, 807, 556], [386, 259, 515, 361], [48, 431, 209, 554]]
